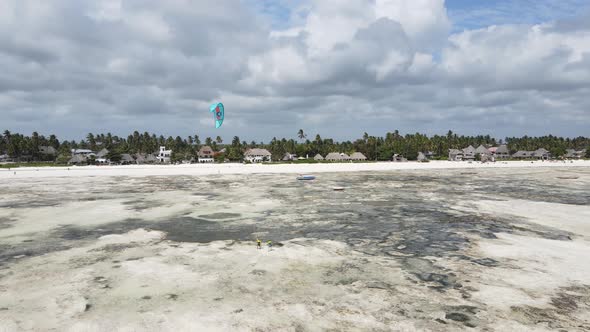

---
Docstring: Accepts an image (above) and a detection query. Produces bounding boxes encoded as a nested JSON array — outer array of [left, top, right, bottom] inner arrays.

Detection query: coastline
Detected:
[[0, 160, 590, 179], [1, 160, 589, 179]]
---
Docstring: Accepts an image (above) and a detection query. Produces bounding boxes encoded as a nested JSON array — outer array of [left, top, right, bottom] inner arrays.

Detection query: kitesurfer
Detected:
[[256, 239, 262, 249], [267, 240, 273, 250]]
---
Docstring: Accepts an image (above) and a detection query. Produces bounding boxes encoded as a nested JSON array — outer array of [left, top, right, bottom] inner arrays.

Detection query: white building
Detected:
[[198, 146, 215, 163], [157, 146, 172, 163], [244, 148, 272, 163], [71, 149, 95, 157]]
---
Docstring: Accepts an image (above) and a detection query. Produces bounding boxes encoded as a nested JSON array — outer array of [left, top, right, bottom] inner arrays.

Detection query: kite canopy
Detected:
[[209, 102, 224, 128]]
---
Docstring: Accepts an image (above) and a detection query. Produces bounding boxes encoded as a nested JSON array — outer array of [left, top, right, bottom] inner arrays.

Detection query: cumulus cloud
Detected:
[[0, 0, 589, 140]]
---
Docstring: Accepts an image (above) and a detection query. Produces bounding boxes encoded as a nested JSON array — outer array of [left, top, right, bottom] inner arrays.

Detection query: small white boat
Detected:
[[297, 175, 316, 181]]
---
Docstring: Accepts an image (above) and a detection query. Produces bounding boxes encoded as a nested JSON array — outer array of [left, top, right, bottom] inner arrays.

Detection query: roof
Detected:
[[314, 154, 324, 160], [475, 145, 491, 155], [496, 145, 509, 154], [121, 154, 135, 162], [513, 150, 533, 157], [39, 146, 56, 155], [325, 152, 342, 160], [198, 146, 214, 157], [145, 154, 158, 162], [134, 154, 146, 162], [533, 148, 549, 155], [96, 148, 109, 158], [462, 145, 476, 154], [487, 147, 498, 153], [449, 149, 463, 154], [72, 149, 93, 154], [244, 148, 271, 156], [349, 152, 367, 160], [68, 155, 87, 163]]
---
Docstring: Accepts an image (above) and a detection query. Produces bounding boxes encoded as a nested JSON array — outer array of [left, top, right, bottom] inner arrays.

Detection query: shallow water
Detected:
[[1, 167, 589, 330]]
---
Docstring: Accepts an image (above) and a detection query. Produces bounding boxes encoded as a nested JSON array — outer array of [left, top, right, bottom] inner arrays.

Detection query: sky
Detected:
[[1, 0, 589, 142]]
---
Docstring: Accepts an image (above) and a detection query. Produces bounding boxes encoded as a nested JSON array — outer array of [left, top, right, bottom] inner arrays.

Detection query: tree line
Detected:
[[1, 129, 589, 163]]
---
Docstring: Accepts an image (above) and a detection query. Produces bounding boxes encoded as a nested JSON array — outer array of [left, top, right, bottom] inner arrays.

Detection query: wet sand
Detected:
[[0, 167, 589, 331]]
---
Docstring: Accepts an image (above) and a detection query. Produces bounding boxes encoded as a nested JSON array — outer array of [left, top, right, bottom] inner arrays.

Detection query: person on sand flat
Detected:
[[267, 240, 273, 250], [256, 239, 262, 249]]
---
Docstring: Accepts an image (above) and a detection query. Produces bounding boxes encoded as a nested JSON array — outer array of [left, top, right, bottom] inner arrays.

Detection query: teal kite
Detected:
[[210, 103, 224, 128]]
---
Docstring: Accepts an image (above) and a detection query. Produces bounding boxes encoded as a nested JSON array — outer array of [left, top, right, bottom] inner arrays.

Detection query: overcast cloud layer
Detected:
[[1, 0, 589, 141]]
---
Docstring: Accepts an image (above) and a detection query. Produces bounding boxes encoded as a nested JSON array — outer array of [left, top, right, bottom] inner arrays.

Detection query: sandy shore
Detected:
[[1, 160, 589, 179], [1, 165, 589, 330]]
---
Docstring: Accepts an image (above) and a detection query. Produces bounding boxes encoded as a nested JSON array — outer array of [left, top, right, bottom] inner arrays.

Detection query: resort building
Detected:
[[157, 146, 172, 163], [494, 145, 510, 159], [392, 154, 407, 162], [198, 146, 215, 163], [314, 154, 324, 161], [71, 149, 95, 157], [565, 149, 586, 159], [68, 154, 87, 165], [462, 145, 476, 161], [96, 148, 109, 158], [532, 148, 551, 160], [448, 149, 464, 161], [475, 145, 491, 156], [513, 150, 534, 159], [349, 152, 367, 161], [120, 154, 135, 165], [325, 152, 342, 161], [282, 153, 297, 161], [244, 148, 272, 163], [417, 152, 428, 162]]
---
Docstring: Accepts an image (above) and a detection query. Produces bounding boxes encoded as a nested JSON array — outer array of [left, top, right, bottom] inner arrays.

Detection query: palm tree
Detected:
[[297, 129, 306, 142], [216, 136, 223, 144]]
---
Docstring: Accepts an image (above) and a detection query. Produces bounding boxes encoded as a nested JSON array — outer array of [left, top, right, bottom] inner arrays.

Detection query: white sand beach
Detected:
[[1, 164, 589, 331], [1, 159, 589, 179]]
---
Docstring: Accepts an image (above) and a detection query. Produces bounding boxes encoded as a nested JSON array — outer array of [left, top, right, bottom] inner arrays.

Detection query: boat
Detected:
[[332, 187, 345, 191], [297, 175, 316, 181]]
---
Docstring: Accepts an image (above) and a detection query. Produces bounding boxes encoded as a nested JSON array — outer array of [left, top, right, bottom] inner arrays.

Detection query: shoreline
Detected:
[[1, 160, 589, 179]]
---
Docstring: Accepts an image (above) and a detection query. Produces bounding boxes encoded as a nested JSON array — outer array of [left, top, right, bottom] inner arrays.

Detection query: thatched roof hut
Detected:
[[349, 152, 367, 161]]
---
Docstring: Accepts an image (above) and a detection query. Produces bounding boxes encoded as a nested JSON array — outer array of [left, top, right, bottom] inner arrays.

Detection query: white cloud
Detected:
[[0, 0, 589, 141]]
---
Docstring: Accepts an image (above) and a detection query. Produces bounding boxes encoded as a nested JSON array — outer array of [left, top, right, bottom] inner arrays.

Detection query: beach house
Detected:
[[325, 152, 342, 161], [71, 149, 95, 157], [349, 152, 367, 161], [198, 146, 215, 163], [494, 145, 510, 159], [244, 148, 272, 163], [532, 148, 551, 160], [462, 145, 476, 161], [282, 153, 297, 161], [448, 149, 464, 161], [157, 146, 172, 163], [314, 154, 324, 161], [565, 149, 586, 159], [475, 145, 491, 156], [392, 154, 407, 162], [417, 152, 428, 162], [68, 154, 87, 165], [120, 154, 135, 165], [513, 150, 534, 159]]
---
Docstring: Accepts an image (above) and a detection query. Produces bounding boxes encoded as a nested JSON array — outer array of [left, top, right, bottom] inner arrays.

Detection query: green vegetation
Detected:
[[0, 162, 67, 169], [1, 129, 588, 163]]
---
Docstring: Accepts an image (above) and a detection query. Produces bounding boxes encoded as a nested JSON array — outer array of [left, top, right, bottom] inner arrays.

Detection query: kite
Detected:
[[210, 102, 224, 128]]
